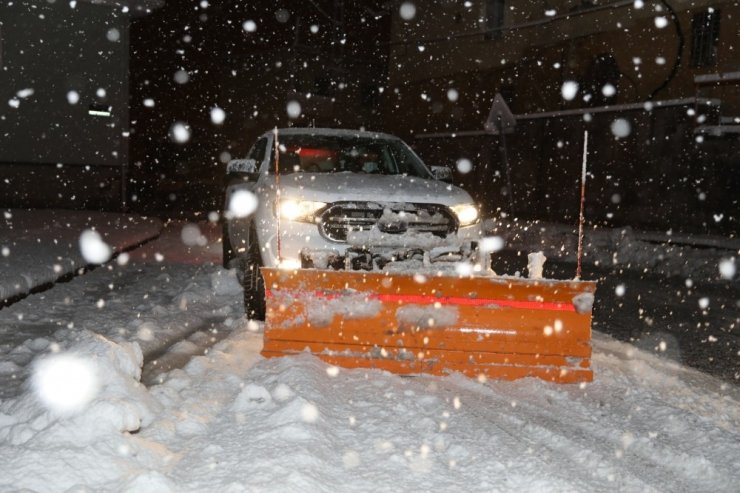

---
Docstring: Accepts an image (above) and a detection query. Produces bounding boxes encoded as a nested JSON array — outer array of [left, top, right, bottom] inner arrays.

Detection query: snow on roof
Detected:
[[260, 127, 401, 141]]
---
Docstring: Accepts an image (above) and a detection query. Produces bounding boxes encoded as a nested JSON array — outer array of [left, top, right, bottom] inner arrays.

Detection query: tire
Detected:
[[242, 244, 266, 321], [222, 220, 235, 269]]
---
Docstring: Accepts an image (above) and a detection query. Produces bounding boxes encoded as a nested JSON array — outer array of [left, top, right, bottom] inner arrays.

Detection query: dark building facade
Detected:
[[128, 1, 390, 214], [0, 0, 162, 210], [384, 0, 739, 236]]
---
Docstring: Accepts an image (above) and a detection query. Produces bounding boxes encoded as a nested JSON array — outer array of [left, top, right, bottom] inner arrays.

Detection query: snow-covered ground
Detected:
[[0, 218, 227, 399], [1, 301, 738, 492], [486, 218, 738, 283], [0, 213, 737, 492], [0, 209, 163, 302]]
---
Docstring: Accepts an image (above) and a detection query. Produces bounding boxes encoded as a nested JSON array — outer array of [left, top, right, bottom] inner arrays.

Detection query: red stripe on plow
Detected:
[[265, 290, 576, 312]]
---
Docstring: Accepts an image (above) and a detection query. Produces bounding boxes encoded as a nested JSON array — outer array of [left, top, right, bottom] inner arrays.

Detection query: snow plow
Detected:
[[261, 245, 597, 384], [227, 127, 597, 383]]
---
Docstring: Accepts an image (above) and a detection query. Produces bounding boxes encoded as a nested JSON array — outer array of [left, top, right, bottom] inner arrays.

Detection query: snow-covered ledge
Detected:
[[78, 0, 165, 15]]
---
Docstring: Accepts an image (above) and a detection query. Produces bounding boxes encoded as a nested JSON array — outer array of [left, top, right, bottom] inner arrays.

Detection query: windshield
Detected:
[[269, 134, 433, 178]]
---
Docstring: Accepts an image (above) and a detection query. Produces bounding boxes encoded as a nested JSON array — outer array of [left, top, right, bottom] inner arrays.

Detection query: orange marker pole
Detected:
[[273, 127, 282, 262], [576, 130, 588, 280]]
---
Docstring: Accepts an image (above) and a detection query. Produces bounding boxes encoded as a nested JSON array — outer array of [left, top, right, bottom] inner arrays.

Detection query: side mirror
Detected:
[[430, 165, 452, 182], [227, 158, 258, 174], [226, 158, 261, 183]]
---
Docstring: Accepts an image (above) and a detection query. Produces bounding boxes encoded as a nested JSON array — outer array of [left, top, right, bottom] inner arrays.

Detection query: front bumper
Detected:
[[257, 221, 482, 269]]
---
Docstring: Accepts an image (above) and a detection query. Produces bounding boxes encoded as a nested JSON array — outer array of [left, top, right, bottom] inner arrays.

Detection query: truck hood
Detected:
[[267, 172, 474, 207]]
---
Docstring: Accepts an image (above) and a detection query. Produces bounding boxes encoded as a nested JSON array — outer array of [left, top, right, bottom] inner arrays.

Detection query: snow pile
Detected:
[[527, 251, 546, 279], [210, 268, 242, 296], [0, 244, 241, 400], [348, 226, 460, 250], [0, 330, 160, 491]]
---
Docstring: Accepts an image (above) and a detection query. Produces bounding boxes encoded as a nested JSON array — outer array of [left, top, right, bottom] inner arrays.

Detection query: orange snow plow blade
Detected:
[[261, 268, 596, 383]]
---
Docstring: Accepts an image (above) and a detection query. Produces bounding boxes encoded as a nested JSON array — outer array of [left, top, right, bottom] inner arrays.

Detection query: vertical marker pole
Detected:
[[273, 127, 282, 263], [576, 130, 588, 280]]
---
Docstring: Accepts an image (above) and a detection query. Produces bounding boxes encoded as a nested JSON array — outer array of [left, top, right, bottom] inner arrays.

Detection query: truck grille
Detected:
[[319, 202, 457, 242]]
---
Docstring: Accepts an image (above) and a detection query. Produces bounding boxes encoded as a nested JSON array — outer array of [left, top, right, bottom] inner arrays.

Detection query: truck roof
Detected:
[[259, 127, 401, 141]]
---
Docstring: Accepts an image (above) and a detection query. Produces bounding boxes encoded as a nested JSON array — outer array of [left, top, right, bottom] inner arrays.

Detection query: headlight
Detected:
[[277, 199, 327, 222], [450, 203, 479, 226]]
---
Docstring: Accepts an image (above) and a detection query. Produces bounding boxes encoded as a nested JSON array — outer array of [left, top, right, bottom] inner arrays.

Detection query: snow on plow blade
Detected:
[[261, 268, 596, 383]]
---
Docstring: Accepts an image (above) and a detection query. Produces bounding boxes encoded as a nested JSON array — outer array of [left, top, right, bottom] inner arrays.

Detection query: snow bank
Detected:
[[0, 330, 160, 491], [0, 209, 162, 302]]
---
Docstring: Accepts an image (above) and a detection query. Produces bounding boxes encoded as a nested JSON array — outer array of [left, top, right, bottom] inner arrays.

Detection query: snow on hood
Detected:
[[269, 173, 473, 207]]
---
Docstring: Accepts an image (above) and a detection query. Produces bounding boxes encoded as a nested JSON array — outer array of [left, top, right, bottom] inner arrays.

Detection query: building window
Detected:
[[484, 0, 505, 40], [691, 9, 721, 68]]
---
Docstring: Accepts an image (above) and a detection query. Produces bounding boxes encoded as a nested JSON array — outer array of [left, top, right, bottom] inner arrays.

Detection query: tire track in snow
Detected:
[[440, 374, 682, 492]]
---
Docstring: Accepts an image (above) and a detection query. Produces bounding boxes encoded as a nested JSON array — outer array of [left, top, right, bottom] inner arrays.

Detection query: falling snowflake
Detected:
[[228, 190, 259, 219], [275, 8, 290, 23], [400, 2, 416, 21], [456, 158, 472, 174], [610, 118, 631, 138], [719, 258, 736, 280], [79, 229, 112, 264], [181, 223, 206, 246], [174, 70, 189, 84], [106, 28, 120, 42], [32, 354, 99, 414], [243, 20, 257, 32], [210, 106, 226, 125], [480, 236, 504, 253], [16, 88, 34, 98], [286, 100, 302, 119], [170, 122, 191, 144], [601, 84, 616, 97], [561, 81, 579, 101]]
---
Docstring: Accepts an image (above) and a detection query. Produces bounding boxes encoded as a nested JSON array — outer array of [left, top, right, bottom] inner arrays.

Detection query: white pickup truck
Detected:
[[222, 128, 482, 319]]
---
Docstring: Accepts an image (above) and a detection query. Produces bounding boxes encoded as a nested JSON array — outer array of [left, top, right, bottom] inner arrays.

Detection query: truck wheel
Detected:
[[222, 221, 235, 269], [242, 247, 265, 320]]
